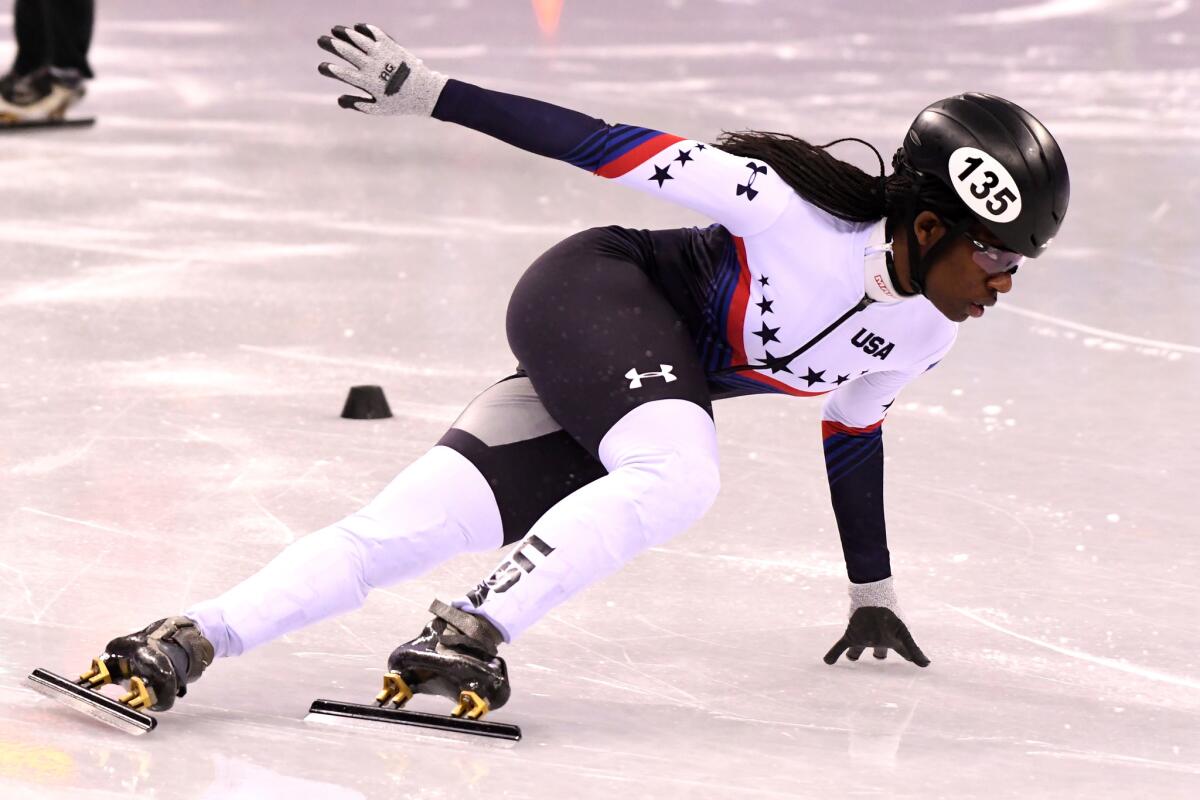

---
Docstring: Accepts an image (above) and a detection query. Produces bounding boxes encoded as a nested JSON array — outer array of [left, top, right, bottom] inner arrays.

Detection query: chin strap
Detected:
[[897, 206, 970, 297]]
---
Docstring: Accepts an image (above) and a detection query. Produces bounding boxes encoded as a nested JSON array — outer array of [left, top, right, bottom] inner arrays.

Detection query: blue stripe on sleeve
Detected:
[[822, 426, 890, 583], [432, 80, 665, 175]]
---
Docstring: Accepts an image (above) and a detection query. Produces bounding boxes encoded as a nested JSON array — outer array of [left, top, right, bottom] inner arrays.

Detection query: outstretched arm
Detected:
[[318, 24, 791, 237]]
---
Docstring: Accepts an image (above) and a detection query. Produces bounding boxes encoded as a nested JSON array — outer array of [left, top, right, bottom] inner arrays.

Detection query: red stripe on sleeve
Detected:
[[595, 133, 686, 178], [822, 419, 884, 440]]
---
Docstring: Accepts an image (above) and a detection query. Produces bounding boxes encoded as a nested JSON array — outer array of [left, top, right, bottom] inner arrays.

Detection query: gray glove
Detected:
[[823, 577, 930, 667], [317, 24, 448, 116]]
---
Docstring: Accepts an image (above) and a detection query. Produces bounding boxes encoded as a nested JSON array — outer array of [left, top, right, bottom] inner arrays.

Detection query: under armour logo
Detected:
[[625, 364, 677, 389], [736, 162, 768, 201]]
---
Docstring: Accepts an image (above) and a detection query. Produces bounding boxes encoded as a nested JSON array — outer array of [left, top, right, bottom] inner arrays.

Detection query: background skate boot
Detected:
[[378, 600, 509, 720], [0, 66, 88, 126], [28, 616, 214, 735], [0, 70, 35, 104]]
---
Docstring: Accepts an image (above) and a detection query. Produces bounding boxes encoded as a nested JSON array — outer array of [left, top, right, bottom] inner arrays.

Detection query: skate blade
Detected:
[[27, 668, 156, 735], [306, 698, 520, 742], [0, 117, 95, 131]]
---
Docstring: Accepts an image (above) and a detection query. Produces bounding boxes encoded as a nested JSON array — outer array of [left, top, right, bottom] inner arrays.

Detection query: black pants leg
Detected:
[[13, 0, 95, 78]]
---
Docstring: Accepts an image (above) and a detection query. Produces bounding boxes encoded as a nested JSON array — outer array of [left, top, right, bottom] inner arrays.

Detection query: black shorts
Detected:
[[438, 226, 713, 545]]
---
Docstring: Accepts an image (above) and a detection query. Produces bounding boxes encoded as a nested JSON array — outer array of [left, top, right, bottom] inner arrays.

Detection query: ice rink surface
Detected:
[[1, 0, 1198, 797]]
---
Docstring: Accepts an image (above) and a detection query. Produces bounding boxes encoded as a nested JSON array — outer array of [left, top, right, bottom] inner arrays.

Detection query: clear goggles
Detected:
[[963, 233, 1024, 276]]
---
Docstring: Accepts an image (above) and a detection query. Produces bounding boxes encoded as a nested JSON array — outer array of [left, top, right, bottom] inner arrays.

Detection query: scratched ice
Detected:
[[1, 1, 1197, 797]]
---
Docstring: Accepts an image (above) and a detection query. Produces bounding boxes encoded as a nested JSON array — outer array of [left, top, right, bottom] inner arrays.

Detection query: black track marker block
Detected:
[[341, 385, 393, 419]]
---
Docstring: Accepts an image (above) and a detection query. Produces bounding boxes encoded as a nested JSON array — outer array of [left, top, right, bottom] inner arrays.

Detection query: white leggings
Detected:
[[185, 399, 719, 657]]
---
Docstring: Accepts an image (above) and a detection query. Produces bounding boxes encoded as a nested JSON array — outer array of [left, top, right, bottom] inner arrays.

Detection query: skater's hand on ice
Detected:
[[823, 578, 929, 667], [318, 24, 448, 116], [823, 607, 930, 667]]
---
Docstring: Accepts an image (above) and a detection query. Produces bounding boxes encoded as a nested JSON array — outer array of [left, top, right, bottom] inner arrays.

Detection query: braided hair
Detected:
[[713, 130, 968, 232]]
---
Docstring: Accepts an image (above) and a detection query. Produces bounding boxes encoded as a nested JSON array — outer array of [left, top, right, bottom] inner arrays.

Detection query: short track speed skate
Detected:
[[0, 67, 94, 131], [28, 616, 214, 735], [308, 600, 521, 741]]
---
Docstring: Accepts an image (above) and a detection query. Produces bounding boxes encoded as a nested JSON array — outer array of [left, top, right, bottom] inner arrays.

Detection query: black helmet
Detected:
[[903, 93, 1069, 258]]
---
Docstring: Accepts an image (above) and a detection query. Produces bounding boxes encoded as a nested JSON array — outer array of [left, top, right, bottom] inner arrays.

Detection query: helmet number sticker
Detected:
[[949, 147, 1021, 224]]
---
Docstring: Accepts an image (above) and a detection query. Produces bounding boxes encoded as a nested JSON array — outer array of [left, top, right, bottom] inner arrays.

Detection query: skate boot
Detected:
[[83, 616, 215, 712], [0, 70, 34, 104], [377, 600, 509, 720], [0, 66, 86, 125]]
